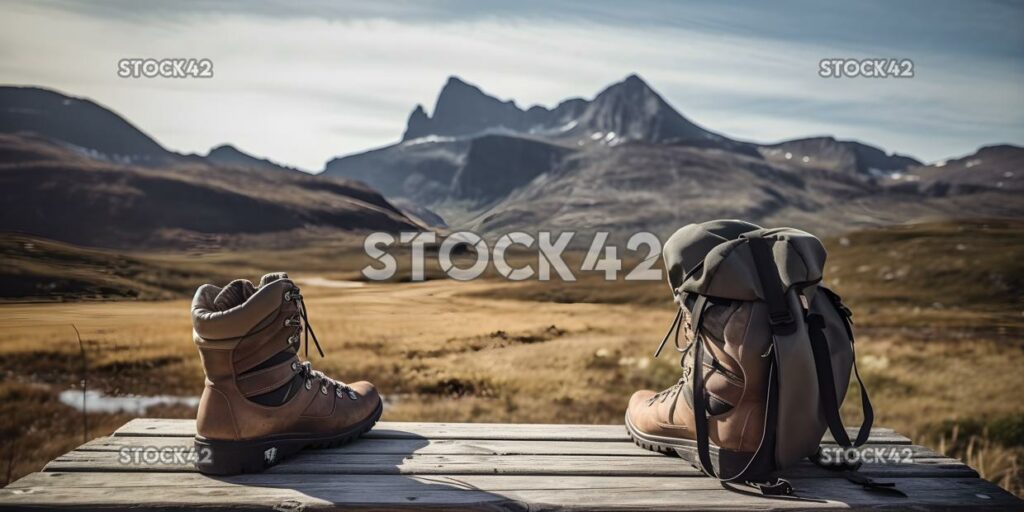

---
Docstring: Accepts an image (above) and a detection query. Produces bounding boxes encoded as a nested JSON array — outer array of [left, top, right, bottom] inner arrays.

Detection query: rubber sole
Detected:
[[194, 399, 383, 475], [625, 412, 774, 479]]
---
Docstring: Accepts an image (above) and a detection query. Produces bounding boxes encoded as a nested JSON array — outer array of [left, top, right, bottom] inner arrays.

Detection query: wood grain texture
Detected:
[[44, 450, 977, 478], [113, 419, 912, 444], [77, 436, 939, 457], [1, 419, 1018, 511], [1, 473, 1019, 511], [80, 436, 665, 456]]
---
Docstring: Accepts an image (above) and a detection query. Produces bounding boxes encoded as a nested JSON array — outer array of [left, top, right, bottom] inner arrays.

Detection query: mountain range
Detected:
[[1, 76, 1021, 249], [324, 74, 1022, 237]]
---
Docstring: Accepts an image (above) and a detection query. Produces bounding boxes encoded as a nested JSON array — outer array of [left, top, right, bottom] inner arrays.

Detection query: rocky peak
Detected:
[[566, 74, 713, 143], [399, 74, 718, 145], [402, 104, 431, 140]]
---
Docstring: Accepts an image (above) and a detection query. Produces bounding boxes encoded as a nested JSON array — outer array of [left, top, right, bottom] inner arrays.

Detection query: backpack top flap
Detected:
[[663, 220, 827, 301]]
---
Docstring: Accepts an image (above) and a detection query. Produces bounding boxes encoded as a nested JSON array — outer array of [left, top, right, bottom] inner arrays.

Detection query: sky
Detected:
[[1, 0, 1022, 170]]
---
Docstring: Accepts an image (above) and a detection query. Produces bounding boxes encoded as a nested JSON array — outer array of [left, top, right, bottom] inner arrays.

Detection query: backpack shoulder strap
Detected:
[[747, 236, 795, 334], [690, 294, 787, 493], [688, 235, 792, 490], [810, 287, 874, 447]]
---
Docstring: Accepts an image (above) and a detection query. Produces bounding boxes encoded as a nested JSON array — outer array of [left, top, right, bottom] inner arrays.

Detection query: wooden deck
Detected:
[[0, 419, 1019, 510]]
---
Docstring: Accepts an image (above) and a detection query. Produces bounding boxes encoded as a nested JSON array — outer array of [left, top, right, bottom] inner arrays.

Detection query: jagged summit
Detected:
[[399, 74, 718, 144], [402, 105, 431, 140], [403, 76, 522, 140], [564, 74, 715, 144]]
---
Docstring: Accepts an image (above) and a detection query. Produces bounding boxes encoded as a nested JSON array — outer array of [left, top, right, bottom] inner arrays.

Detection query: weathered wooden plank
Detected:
[[113, 418, 912, 444], [44, 450, 977, 479], [2, 472, 1018, 510], [6, 418, 1010, 511], [115, 419, 632, 440], [79, 436, 663, 456], [79, 435, 943, 458]]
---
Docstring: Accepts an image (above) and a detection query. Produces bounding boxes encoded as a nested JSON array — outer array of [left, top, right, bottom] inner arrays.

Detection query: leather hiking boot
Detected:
[[191, 272, 383, 475], [625, 300, 772, 478]]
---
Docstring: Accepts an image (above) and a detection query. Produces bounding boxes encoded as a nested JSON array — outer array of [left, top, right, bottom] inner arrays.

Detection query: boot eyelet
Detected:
[[304, 379, 312, 390], [347, 389, 359, 400], [291, 361, 300, 372], [283, 291, 292, 302], [288, 335, 299, 345], [320, 384, 329, 395]]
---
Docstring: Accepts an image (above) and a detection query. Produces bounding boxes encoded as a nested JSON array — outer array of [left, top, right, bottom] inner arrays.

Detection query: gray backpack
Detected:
[[659, 220, 886, 494]]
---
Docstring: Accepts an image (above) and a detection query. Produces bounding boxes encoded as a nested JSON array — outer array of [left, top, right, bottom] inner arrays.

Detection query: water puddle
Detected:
[[60, 389, 397, 414], [60, 389, 200, 414], [297, 277, 366, 289]]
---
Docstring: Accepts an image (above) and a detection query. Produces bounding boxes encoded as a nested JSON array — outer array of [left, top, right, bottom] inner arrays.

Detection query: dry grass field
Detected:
[[1, 219, 1022, 495]]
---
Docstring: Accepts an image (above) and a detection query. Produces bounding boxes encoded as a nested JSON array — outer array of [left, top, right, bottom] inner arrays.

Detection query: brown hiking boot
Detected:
[[625, 300, 772, 477], [191, 272, 382, 475]]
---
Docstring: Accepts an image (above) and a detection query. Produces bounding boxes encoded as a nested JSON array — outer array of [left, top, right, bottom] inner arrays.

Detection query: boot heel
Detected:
[[194, 437, 285, 475]]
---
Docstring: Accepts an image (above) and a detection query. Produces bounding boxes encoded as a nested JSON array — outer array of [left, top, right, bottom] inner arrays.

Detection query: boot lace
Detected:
[[653, 306, 695, 367], [646, 365, 692, 406], [647, 305, 696, 407], [284, 287, 358, 400]]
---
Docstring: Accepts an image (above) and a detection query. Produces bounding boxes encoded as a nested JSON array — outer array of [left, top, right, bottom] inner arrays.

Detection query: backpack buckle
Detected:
[[769, 310, 794, 327]]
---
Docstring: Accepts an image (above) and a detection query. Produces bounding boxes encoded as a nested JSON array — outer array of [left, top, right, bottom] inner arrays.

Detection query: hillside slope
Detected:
[[0, 134, 419, 249], [0, 86, 174, 164]]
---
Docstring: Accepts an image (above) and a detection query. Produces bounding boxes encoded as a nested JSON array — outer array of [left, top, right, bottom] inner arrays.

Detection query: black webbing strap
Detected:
[[843, 470, 906, 497], [847, 347, 874, 446], [821, 287, 854, 340], [690, 234, 795, 486], [746, 236, 794, 334], [808, 314, 855, 446], [690, 234, 791, 490], [807, 315, 873, 448], [807, 448, 905, 496], [808, 286, 894, 494], [820, 286, 873, 447], [690, 295, 717, 478], [690, 294, 785, 492]]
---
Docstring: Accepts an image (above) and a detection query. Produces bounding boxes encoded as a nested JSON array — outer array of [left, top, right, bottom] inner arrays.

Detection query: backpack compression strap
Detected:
[[690, 236, 788, 484], [805, 288, 902, 494], [806, 312, 873, 447], [819, 286, 874, 448], [746, 234, 874, 449], [747, 237, 895, 494], [689, 294, 789, 495]]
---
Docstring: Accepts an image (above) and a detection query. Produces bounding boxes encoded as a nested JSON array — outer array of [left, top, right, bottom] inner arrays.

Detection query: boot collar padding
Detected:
[[192, 279, 294, 341]]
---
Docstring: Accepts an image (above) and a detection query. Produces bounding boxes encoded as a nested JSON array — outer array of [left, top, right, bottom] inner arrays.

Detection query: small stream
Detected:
[[60, 389, 400, 414], [59, 389, 200, 414]]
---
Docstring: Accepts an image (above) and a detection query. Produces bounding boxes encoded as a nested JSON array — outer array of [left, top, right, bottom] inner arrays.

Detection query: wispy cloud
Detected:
[[0, 0, 1021, 169]]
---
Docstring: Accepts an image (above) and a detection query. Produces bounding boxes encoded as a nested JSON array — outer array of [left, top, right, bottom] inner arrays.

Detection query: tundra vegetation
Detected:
[[1, 219, 1021, 495]]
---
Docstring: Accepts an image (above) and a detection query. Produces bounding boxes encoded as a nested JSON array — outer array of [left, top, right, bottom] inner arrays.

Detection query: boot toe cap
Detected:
[[628, 389, 657, 411], [349, 380, 380, 405], [626, 390, 660, 433]]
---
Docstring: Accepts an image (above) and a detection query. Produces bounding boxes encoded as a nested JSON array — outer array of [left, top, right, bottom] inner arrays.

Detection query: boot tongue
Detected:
[[259, 272, 289, 288], [212, 279, 257, 311]]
